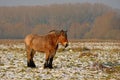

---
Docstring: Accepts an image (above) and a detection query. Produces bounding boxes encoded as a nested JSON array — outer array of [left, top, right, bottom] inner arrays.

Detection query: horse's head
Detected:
[[58, 30, 68, 48]]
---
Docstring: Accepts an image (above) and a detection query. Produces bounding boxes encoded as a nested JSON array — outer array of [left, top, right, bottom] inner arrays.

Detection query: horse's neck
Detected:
[[48, 33, 59, 46]]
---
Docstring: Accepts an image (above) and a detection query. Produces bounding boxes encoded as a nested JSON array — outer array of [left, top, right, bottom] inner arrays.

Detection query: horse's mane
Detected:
[[48, 30, 61, 35]]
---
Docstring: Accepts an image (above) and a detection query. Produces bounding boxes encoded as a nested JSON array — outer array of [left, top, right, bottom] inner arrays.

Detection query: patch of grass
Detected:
[[18, 68, 26, 73], [72, 47, 83, 52], [67, 47, 90, 53], [91, 48, 103, 51], [79, 52, 98, 58], [0, 63, 4, 66], [57, 48, 65, 52], [57, 47, 86, 52], [82, 47, 90, 51], [111, 49, 120, 53], [1, 49, 8, 51], [100, 62, 120, 74]]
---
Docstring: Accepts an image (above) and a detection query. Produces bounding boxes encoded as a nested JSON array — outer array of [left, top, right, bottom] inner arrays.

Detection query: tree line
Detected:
[[0, 3, 120, 39]]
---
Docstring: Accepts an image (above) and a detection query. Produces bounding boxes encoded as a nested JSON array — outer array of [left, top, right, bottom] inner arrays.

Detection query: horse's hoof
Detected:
[[44, 65, 48, 69], [48, 65, 53, 69], [49, 67, 53, 69], [27, 60, 36, 68], [43, 67, 53, 69], [44, 65, 53, 69], [27, 63, 36, 68], [27, 65, 36, 68], [30, 66, 36, 68], [43, 66, 53, 69], [44, 67, 48, 69]]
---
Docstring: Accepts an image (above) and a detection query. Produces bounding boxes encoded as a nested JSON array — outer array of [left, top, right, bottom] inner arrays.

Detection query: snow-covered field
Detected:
[[0, 40, 120, 80]]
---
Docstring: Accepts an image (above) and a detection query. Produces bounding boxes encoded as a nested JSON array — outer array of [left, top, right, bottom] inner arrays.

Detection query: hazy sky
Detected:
[[0, 0, 120, 9]]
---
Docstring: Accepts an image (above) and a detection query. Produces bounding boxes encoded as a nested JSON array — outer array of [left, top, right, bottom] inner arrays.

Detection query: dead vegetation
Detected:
[[0, 40, 120, 80]]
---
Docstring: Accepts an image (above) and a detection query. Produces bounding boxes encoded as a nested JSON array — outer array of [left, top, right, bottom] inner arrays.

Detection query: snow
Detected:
[[0, 41, 120, 80]]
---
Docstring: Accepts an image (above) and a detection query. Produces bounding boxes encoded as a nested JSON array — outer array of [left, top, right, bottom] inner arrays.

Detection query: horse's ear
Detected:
[[60, 30, 64, 35], [60, 30, 64, 33], [61, 30, 64, 32], [61, 29, 67, 32]]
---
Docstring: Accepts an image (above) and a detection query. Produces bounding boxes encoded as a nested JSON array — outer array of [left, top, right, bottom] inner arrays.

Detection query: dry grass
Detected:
[[0, 39, 23, 44], [0, 39, 120, 80]]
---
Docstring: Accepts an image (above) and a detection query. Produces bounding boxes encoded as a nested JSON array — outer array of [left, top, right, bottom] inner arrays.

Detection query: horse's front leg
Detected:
[[44, 51, 49, 68], [44, 58, 49, 68], [48, 49, 57, 69], [44, 57, 53, 69], [48, 57, 53, 69], [44, 50, 55, 69]]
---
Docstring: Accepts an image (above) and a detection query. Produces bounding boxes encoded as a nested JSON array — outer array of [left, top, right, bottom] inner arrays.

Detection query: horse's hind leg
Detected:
[[27, 48, 36, 68], [30, 50, 36, 68]]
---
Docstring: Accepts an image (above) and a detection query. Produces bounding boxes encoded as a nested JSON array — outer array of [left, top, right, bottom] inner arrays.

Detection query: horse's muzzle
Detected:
[[65, 43, 68, 48]]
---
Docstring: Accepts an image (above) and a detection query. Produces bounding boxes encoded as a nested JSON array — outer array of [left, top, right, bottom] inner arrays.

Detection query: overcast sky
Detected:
[[0, 0, 120, 9]]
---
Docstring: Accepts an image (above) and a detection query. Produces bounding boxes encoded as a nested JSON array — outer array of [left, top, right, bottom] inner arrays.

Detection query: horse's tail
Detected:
[[24, 34, 35, 48]]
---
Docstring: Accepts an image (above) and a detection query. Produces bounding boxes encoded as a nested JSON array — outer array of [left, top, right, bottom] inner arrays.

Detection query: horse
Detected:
[[24, 30, 68, 69]]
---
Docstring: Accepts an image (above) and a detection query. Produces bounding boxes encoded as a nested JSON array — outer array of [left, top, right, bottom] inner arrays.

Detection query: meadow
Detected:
[[0, 40, 120, 80]]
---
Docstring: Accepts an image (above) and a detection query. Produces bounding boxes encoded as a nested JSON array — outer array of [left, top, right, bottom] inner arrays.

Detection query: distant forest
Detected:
[[0, 3, 120, 39]]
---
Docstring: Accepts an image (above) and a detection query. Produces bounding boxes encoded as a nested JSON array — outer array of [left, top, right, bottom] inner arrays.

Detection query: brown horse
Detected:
[[24, 30, 68, 69]]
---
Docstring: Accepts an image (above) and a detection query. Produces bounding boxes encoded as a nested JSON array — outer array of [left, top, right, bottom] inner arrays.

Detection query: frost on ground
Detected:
[[0, 40, 120, 80]]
